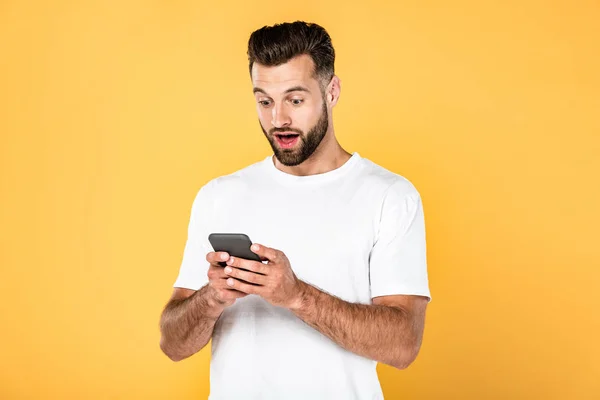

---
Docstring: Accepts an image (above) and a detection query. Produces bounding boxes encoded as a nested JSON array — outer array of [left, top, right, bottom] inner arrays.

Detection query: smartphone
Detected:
[[208, 233, 263, 267]]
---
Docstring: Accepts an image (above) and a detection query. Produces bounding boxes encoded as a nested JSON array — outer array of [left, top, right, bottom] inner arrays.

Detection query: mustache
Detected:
[[269, 127, 303, 135]]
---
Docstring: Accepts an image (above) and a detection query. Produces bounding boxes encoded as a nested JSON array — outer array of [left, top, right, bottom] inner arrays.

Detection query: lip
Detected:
[[274, 133, 300, 149], [274, 131, 299, 136]]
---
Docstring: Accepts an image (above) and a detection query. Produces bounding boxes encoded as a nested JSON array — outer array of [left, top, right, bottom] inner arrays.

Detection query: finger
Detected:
[[207, 264, 229, 280], [250, 243, 280, 263], [220, 284, 248, 295], [206, 251, 230, 266], [211, 279, 247, 295], [208, 266, 250, 296], [224, 265, 266, 285], [226, 276, 259, 294], [212, 288, 247, 305], [208, 266, 244, 285], [226, 256, 267, 275]]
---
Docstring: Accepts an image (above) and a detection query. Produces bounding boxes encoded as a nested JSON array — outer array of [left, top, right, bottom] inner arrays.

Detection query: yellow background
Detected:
[[1, 1, 599, 399]]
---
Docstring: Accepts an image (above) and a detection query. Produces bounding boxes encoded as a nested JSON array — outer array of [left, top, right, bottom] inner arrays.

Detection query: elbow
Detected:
[[168, 355, 186, 362], [159, 335, 209, 362], [159, 338, 188, 362], [391, 356, 415, 370], [391, 358, 413, 370], [391, 343, 421, 370], [165, 351, 186, 362]]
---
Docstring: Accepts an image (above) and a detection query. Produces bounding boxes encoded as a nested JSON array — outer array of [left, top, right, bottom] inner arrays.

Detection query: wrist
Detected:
[[288, 280, 310, 312], [202, 286, 226, 320]]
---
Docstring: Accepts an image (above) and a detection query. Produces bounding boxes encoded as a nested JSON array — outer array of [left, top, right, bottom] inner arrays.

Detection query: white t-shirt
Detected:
[[173, 152, 431, 400]]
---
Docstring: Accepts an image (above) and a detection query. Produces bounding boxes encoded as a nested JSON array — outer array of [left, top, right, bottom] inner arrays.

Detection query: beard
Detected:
[[260, 100, 329, 167]]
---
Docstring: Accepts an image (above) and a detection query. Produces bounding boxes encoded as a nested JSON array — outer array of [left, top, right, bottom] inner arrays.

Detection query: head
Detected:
[[247, 21, 340, 166]]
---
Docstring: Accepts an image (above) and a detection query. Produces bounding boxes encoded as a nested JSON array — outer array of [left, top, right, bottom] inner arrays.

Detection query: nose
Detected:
[[271, 102, 291, 128]]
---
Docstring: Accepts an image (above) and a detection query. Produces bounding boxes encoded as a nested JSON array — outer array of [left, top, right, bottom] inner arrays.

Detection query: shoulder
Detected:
[[193, 156, 269, 199], [357, 156, 421, 201]]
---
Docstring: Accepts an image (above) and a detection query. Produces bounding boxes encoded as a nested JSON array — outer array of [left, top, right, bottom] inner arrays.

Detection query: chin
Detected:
[[275, 154, 304, 167]]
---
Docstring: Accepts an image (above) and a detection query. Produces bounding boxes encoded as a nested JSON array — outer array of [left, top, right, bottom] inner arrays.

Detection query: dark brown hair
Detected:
[[247, 21, 335, 89]]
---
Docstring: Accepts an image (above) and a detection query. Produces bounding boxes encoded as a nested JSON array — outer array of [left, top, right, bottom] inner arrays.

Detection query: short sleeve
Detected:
[[369, 181, 431, 302], [173, 181, 215, 290]]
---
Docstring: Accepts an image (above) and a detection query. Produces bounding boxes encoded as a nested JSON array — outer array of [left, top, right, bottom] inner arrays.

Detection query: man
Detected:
[[159, 21, 431, 400]]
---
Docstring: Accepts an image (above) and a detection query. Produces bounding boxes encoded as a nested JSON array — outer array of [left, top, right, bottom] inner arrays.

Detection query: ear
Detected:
[[327, 75, 341, 107]]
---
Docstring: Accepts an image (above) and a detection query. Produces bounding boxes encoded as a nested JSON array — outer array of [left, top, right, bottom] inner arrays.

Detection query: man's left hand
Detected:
[[223, 243, 304, 309]]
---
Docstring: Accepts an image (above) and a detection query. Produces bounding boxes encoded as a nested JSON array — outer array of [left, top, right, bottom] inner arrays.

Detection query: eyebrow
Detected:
[[253, 85, 311, 95]]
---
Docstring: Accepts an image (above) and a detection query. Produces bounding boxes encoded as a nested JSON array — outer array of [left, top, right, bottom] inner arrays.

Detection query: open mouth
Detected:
[[275, 133, 300, 148]]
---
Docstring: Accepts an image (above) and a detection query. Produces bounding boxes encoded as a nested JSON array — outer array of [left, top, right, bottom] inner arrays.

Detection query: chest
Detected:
[[211, 185, 379, 302]]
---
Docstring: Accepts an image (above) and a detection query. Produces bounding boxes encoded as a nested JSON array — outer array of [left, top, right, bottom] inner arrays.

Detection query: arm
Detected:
[[221, 246, 429, 370], [221, 184, 431, 368], [294, 183, 430, 368], [291, 282, 428, 369], [159, 251, 248, 361], [158, 285, 223, 362]]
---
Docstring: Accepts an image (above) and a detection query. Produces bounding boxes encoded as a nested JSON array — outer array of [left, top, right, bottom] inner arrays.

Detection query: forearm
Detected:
[[290, 281, 420, 369], [159, 284, 224, 361]]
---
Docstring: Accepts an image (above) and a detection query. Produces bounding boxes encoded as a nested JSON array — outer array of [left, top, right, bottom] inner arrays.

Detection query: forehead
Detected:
[[251, 54, 318, 93]]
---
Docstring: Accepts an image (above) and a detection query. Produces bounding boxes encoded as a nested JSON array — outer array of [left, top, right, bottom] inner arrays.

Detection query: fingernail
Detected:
[[221, 253, 228, 260], [251, 244, 259, 251], [227, 257, 235, 265], [227, 278, 234, 286], [224, 267, 232, 274]]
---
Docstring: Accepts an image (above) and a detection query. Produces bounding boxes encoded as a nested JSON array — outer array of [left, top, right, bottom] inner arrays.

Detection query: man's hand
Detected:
[[222, 243, 304, 309], [205, 251, 249, 309], [218, 244, 427, 369], [159, 251, 247, 361]]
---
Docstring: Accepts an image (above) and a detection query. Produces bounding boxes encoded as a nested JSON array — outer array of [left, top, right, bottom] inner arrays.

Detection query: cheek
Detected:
[[298, 106, 320, 128], [257, 108, 271, 125]]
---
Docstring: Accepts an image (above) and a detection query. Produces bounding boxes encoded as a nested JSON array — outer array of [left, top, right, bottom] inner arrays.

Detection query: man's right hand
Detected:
[[160, 252, 245, 360], [206, 251, 248, 308]]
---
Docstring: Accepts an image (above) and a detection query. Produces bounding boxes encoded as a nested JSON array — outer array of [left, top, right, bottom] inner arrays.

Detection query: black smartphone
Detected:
[[208, 233, 263, 267]]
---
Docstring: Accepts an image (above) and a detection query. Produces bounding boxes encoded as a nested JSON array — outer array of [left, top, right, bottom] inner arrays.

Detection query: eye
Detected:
[[290, 98, 304, 106], [258, 100, 272, 107]]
